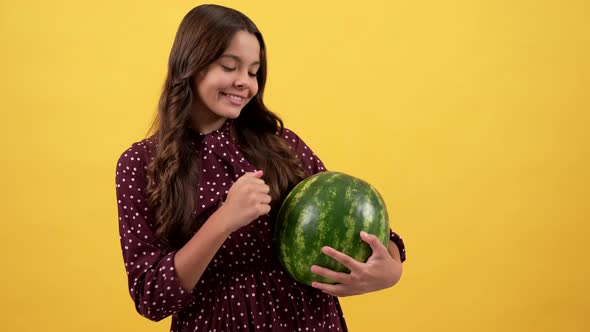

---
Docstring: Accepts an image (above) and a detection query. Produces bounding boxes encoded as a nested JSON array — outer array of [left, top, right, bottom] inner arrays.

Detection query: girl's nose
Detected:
[[233, 71, 249, 88]]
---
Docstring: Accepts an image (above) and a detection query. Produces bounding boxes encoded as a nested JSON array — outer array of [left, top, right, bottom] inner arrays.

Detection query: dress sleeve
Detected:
[[115, 141, 194, 321], [390, 230, 407, 263], [281, 128, 327, 176]]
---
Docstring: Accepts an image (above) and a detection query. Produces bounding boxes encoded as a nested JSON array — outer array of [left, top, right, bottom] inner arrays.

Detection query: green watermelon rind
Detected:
[[274, 171, 390, 286]]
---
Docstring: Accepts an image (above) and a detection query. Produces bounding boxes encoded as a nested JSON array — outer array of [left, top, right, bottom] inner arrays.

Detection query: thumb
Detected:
[[361, 231, 388, 258], [246, 170, 264, 178]]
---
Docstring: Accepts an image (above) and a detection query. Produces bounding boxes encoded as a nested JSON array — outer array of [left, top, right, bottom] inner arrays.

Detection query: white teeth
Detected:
[[224, 93, 244, 101]]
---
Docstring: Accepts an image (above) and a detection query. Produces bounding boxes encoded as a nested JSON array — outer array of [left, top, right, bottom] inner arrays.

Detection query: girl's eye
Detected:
[[221, 65, 236, 72], [248, 72, 257, 77]]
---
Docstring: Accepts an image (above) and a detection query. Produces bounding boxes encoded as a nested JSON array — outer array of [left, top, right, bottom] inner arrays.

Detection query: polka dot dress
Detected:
[[115, 122, 349, 331]]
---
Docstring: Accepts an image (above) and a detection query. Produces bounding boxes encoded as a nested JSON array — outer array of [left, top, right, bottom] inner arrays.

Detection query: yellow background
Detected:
[[1, 0, 588, 331]]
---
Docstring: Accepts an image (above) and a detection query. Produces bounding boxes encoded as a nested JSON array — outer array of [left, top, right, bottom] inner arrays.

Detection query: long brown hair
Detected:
[[146, 4, 307, 250]]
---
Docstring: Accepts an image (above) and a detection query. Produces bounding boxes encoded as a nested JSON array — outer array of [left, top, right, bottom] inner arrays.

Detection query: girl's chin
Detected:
[[217, 107, 243, 119]]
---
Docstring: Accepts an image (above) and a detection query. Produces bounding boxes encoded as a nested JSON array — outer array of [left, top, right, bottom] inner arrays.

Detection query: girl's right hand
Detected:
[[218, 170, 271, 232]]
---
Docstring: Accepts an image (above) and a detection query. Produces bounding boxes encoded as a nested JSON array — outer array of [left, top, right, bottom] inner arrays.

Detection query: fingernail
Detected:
[[361, 231, 368, 238]]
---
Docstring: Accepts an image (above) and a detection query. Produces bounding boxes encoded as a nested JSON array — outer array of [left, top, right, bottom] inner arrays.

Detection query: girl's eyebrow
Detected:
[[220, 54, 260, 66]]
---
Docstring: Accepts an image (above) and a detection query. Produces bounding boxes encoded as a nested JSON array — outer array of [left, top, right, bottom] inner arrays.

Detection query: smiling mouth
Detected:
[[220, 92, 246, 103]]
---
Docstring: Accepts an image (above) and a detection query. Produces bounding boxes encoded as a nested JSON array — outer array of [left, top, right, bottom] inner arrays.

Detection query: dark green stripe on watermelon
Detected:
[[274, 172, 389, 286]]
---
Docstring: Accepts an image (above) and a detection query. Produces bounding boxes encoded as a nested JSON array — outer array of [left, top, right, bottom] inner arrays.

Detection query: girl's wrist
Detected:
[[211, 204, 238, 235]]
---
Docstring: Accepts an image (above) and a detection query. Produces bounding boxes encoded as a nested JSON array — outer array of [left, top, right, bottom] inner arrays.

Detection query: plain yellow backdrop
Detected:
[[1, 0, 589, 331]]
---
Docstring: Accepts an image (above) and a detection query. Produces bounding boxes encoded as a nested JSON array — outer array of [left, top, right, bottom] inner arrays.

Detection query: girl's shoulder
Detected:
[[279, 127, 319, 154], [116, 135, 158, 171], [278, 127, 305, 149], [278, 127, 326, 173]]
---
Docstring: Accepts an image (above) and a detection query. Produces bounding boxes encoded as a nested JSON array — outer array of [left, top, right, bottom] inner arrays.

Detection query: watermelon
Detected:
[[274, 171, 390, 286]]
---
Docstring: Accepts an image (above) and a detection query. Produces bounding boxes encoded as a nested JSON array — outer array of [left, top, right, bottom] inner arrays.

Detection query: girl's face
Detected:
[[192, 30, 261, 134]]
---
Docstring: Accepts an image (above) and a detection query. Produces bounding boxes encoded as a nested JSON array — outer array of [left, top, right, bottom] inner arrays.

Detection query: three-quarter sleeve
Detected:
[[115, 141, 194, 321], [390, 230, 406, 262]]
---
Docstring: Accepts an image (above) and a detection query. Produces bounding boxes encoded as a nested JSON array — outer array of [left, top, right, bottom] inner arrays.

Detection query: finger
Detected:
[[250, 170, 264, 178], [259, 194, 272, 204], [238, 170, 264, 181], [310, 265, 350, 284], [238, 180, 267, 195], [360, 231, 389, 258], [258, 203, 271, 216], [247, 183, 270, 196], [311, 282, 354, 297], [243, 176, 268, 190], [321, 246, 360, 271], [246, 191, 270, 206], [258, 184, 270, 194]]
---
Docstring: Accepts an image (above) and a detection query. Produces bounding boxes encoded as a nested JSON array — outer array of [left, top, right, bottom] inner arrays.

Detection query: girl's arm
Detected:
[[173, 171, 271, 291], [116, 143, 269, 321]]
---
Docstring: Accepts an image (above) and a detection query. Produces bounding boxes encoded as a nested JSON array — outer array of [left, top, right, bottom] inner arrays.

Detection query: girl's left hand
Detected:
[[310, 231, 402, 297]]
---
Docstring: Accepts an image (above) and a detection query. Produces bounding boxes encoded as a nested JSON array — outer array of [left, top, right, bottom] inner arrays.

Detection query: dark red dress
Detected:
[[115, 122, 405, 331]]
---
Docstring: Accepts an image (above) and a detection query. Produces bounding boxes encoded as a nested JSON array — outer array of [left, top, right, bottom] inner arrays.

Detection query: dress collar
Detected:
[[188, 120, 233, 147]]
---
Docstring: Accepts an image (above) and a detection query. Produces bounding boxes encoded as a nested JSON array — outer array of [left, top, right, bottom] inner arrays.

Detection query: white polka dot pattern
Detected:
[[115, 125, 350, 331], [116, 136, 195, 322]]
